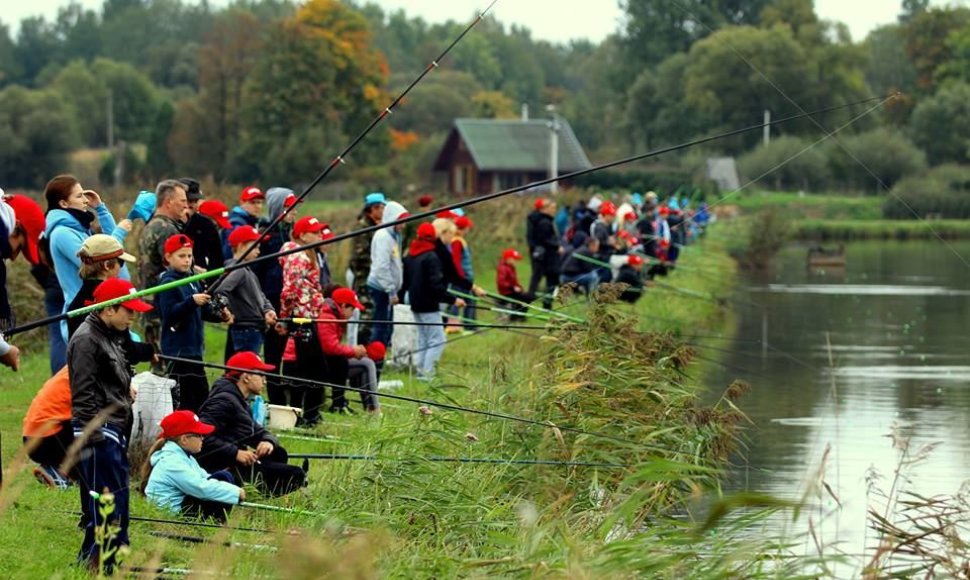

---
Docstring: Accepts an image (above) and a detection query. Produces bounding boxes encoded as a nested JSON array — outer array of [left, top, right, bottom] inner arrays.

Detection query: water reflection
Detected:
[[704, 240, 970, 570]]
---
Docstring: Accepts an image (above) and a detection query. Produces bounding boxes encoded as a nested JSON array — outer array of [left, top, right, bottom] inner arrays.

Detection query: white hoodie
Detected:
[[367, 201, 408, 294]]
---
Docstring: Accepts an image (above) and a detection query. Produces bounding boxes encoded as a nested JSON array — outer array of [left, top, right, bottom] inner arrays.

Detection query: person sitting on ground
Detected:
[[23, 366, 74, 488], [143, 410, 245, 522], [560, 234, 601, 295], [215, 225, 277, 359], [496, 248, 532, 321], [614, 254, 646, 304], [314, 287, 380, 414], [157, 234, 232, 411], [197, 351, 306, 497]]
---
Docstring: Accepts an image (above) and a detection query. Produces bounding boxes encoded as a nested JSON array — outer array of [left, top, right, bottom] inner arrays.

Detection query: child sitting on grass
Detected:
[[142, 410, 244, 522], [215, 225, 277, 359]]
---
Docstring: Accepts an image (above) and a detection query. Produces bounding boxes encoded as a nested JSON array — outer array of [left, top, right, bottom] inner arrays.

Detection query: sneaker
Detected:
[[34, 465, 70, 490], [328, 405, 355, 415], [378, 379, 404, 390]]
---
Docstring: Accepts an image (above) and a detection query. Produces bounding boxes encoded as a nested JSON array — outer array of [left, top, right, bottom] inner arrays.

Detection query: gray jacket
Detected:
[[367, 201, 407, 294], [215, 259, 274, 327]]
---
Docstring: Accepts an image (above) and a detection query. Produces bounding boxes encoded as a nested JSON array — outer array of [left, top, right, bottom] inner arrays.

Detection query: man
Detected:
[[68, 277, 153, 573], [525, 198, 561, 309], [347, 192, 385, 345], [0, 193, 46, 372]]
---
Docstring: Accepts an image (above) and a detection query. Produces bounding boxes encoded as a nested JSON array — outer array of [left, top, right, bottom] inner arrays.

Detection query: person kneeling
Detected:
[[197, 352, 306, 497], [614, 255, 646, 304], [143, 410, 244, 522]]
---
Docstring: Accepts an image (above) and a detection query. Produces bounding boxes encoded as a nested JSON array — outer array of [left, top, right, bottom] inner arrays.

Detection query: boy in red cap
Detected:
[[0, 192, 46, 371], [157, 234, 231, 411], [215, 225, 277, 360], [142, 410, 244, 522], [223, 186, 264, 258], [197, 351, 306, 496], [68, 277, 153, 573], [496, 248, 532, 321], [614, 254, 646, 304], [319, 287, 380, 414]]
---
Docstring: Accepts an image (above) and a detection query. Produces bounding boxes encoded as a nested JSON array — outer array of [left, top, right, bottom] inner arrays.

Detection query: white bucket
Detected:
[[266, 404, 302, 430]]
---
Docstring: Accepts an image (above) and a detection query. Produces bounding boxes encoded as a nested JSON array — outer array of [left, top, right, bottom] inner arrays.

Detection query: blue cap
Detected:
[[452, 208, 465, 217], [668, 198, 680, 210], [364, 192, 386, 208]]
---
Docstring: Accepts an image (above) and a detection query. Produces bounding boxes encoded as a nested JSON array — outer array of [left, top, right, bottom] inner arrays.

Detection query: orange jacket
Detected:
[[23, 366, 71, 438]]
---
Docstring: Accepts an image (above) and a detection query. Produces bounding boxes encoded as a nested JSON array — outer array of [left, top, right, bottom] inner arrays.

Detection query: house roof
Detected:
[[434, 118, 592, 173]]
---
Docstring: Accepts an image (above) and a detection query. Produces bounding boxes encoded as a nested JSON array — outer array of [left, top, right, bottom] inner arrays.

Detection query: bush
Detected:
[[738, 136, 830, 191], [574, 167, 717, 197], [910, 82, 970, 165], [826, 128, 927, 193], [883, 163, 970, 218]]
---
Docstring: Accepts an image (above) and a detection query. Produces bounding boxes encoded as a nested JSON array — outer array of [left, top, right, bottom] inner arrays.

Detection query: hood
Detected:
[[383, 201, 408, 225], [266, 187, 294, 221], [150, 440, 186, 467], [528, 210, 551, 225], [44, 208, 89, 236]]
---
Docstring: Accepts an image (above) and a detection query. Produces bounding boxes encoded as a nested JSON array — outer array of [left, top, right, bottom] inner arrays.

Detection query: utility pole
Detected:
[[546, 104, 559, 194], [763, 109, 771, 146]]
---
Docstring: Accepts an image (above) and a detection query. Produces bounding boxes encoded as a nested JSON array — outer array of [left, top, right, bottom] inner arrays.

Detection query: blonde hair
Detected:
[[138, 437, 169, 495], [432, 218, 456, 237], [78, 259, 116, 280]]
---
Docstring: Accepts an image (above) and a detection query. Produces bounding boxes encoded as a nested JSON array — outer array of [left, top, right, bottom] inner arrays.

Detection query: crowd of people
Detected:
[[0, 176, 709, 573]]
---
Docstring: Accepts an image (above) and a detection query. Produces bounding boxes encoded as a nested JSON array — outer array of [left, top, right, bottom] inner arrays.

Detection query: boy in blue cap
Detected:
[[347, 192, 385, 345]]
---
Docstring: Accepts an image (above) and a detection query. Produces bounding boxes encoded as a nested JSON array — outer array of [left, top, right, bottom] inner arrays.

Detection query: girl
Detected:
[[143, 410, 244, 521]]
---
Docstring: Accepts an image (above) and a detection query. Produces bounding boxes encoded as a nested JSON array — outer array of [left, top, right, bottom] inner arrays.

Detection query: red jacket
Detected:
[[497, 261, 520, 295], [315, 301, 356, 358]]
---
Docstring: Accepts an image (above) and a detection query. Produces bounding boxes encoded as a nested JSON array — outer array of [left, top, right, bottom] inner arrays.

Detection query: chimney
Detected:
[[521, 103, 529, 121]]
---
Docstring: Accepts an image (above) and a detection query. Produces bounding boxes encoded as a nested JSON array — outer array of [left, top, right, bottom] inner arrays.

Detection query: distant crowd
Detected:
[[0, 176, 709, 572]]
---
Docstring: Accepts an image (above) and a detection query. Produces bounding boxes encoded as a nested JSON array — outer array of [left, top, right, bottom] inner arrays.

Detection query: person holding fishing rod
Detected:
[[0, 192, 46, 372]]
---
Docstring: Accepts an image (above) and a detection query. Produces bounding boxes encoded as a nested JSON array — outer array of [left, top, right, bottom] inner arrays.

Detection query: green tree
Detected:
[[865, 24, 918, 124], [14, 17, 58, 85], [92, 58, 160, 144], [48, 60, 106, 146], [826, 128, 927, 192], [909, 81, 970, 165], [738, 135, 830, 191], [0, 21, 22, 86], [903, 7, 970, 92], [0, 86, 78, 187]]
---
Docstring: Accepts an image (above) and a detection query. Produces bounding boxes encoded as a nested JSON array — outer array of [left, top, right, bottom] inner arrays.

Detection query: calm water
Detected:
[[704, 240, 970, 565]]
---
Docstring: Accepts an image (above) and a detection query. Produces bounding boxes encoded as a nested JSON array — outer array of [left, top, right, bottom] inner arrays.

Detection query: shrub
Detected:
[[883, 163, 970, 218], [826, 128, 927, 193], [738, 136, 830, 192]]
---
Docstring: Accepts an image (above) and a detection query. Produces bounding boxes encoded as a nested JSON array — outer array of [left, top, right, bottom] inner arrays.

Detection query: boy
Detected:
[[68, 278, 153, 573], [157, 234, 230, 411], [614, 254, 646, 304], [367, 201, 409, 348], [223, 186, 264, 258], [215, 225, 277, 359], [496, 248, 532, 321]]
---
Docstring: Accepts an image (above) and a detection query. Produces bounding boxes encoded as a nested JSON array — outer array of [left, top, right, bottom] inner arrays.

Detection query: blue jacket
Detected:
[[223, 206, 259, 259], [157, 268, 205, 357], [145, 440, 240, 514]]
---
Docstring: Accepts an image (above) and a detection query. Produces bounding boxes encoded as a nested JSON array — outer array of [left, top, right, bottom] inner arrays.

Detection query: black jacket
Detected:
[[66, 279, 156, 365], [197, 377, 280, 472], [68, 312, 134, 440], [561, 247, 598, 277], [526, 211, 560, 264], [434, 239, 473, 293], [404, 248, 457, 314], [614, 265, 644, 303], [184, 213, 225, 281]]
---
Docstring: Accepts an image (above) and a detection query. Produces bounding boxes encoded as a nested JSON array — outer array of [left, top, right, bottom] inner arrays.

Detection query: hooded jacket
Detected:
[[146, 440, 241, 513], [45, 206, 129, 308], [315, 299, 357, 358], [197, 376, 280, 472], [526, 210, 559, 265], [68, 312, 133, 443], [252, 188, 294, 305], [366, 201, 407, 294], [404, 241, 456, 313]]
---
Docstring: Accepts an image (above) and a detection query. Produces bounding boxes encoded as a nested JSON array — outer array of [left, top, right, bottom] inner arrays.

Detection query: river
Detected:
[[704, 240, 970, 571]]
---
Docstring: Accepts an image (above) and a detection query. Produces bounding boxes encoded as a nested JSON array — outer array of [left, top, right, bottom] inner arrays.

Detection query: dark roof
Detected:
[[434, 118, 592, 172]]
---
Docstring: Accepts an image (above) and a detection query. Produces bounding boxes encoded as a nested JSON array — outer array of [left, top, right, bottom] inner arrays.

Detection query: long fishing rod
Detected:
[[148, 531, 277, 552], [448, 288, 584, 322], [234, 317, 550, 330], [3, 95, 887, 339], [288, 453, 626, 469], [204, 1, 499, 294], [158, 355, 651, 449]]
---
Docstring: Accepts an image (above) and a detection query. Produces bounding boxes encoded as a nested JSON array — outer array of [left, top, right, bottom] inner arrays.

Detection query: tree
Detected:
[[903, 7, 970, 92], [92, 58, 160, 144], [909, 81, 970, 165], [0, 86, 78, 187], [48, 60, 107, 146], [738, 135, 830, 191], [826, 128, 927, 192], [14, 17, 58, 85], [0, 21, 22, 86], [899, 0, 931, 23], [865, 24, 918, 123]]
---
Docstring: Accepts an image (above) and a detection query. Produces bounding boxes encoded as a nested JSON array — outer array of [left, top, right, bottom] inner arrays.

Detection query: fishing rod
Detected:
[[235, 317, 550, 330], [449, 289, 584, 322], [288, 453, 627, 469], [204, 1, 499, 294], [157, 355, 654, 450], [3, 95, 888, 339], [240, 501, 319, 517], [148, 531, 277, 552]]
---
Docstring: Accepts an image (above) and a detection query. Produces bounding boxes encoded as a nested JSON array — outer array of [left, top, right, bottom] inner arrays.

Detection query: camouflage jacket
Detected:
[[139, 215, 183, 288], [348, 215, 378, 294]]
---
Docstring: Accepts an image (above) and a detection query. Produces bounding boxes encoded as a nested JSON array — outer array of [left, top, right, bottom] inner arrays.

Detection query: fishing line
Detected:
[[235, 317, 551, 330], [288, 453, 627, 469]]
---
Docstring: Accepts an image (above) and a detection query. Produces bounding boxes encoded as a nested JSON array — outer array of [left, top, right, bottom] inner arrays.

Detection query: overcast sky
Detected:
[[0, 1, 962, 44]]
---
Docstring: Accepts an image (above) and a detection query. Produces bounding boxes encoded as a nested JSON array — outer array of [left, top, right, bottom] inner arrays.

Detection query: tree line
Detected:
[[0, 0, 968, 213]]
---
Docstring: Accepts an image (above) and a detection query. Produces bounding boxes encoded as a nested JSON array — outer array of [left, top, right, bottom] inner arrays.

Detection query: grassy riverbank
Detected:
[[0, 213, 774, 577]]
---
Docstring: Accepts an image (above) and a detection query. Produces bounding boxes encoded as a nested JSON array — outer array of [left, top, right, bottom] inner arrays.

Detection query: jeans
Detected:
[[228, 326, 264, 358], [45, 288, 66, 373], [368, 286, 393, 347], [560, 272, 600, 295], [76, 430, 129, 574], [414, 311, 446, 376], [348, 357, 380, 411]]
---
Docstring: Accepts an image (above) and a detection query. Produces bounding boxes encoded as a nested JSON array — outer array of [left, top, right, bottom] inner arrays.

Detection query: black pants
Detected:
[[168, 357, 210, 412], [181, 470, 236, 522], [291, 325, 350, 423], [263, 326, 286, 403], [528, 259, 559, 309], [500, 291, 534, 321], [25, 425, 74, 468], [233, 445, 304, 497]]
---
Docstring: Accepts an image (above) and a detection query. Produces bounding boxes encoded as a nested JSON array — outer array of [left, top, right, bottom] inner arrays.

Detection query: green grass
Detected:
[[0, 221, 769, 577], [725, 190, 883, 221]]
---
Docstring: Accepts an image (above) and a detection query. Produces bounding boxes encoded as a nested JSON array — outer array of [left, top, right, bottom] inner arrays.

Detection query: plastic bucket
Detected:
[[266, 404, 302, 430]]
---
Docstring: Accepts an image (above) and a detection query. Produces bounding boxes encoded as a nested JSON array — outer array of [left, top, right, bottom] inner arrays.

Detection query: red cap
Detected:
[[534, 198, 547, 210], [628, 255, 645, 266], [435, 210, 458, 220], [164, 233, 193, 255], [92, 278, 153, 312], [600, 201, 617, 216], [624, 211, 637, 222], [293, 216, 325, 238], [228, 225, 261, 247], [332, 287, 365, 311], [659, 206, 670, 217], [239, 186, 264, 202], [320, 224, 335, 241], [366, 341, 386, 361], [502, 248, 522, 261], [283, 193, 298, 209], [226, 351, 275, 373], [455, 216, 472, 230], [416, 222, 436, 241], [659, 239, 671, 248], [159, 410, 215, 439], [417, 195, 433, 207], [5, 194, 45, 265], [198, 200, 231, 229]]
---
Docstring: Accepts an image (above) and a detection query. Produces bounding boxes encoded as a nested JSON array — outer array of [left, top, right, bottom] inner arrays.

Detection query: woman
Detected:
[[43, 175, 132, 347]]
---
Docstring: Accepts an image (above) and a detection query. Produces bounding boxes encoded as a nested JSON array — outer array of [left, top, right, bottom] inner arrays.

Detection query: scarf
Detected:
[[65, 208, 95, 230], [408, 238, 436, 257]]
